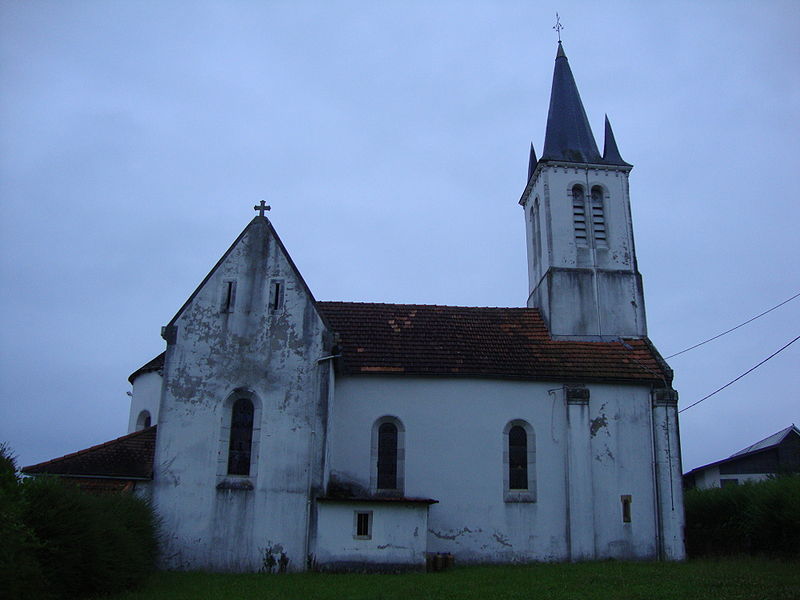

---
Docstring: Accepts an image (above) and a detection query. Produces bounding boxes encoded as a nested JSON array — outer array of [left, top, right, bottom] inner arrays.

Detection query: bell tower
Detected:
[[521, 42, 647, 340]]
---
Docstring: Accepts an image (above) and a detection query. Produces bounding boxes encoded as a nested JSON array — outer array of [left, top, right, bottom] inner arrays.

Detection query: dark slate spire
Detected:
[[527, 143, 538, 181], [541, 42, 602, 164], [602, 115, 631, 167]]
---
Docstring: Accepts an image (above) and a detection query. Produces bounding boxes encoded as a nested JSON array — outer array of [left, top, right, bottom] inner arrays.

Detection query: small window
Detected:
[[572, 185, 587, 244], [354, 511, 372, 539], [377, 422, 398, 490], [269, 279, 284, 312], [220, 280, 237, 313], [227, 398, 254, 476], [136, 410, 151, 431], [621, 494, 632, 523]]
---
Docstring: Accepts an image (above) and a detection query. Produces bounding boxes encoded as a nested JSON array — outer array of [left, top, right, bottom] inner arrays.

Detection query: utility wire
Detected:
[[679, 334, 800, 414], [665, 291, 800, 359]]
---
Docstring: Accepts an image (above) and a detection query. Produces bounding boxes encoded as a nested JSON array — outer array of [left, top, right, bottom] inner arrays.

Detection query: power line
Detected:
[[678, 334, 800, 414], [665, 291, 800, 359]]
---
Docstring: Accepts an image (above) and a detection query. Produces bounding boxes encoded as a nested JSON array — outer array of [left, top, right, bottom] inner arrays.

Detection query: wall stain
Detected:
[[428, 526, 476, 540], [493, 532, 512, 547]]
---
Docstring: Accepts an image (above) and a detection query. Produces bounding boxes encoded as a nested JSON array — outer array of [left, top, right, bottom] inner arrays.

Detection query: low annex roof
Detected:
[[317, 302, 670, 385], [22, 426, 156, 480]]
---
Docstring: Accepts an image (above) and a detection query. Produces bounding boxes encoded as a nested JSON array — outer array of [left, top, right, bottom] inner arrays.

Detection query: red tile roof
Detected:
[[22, 426, 156, 479], [128, 303, 671, 386], [317, 302, 671, 385]]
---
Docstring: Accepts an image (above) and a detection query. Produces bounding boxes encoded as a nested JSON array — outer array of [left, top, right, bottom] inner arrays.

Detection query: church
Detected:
[[23, 42, 686, 571]]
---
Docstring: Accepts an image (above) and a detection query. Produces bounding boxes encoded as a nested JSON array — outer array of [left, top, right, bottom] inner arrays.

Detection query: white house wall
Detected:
[[326, 376, 660, 562]]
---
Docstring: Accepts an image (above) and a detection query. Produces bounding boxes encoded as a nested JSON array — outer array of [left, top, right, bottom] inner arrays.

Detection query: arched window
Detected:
[[590, 186, 606, 244], [371, 416, 405, 493], [504, 420, 536, 502], [508, 425, 528, 490], [571, 185, 587, 244], [136, 410, 151, 431], [227, 398, 254, 476], [377, 422, 398, 490]]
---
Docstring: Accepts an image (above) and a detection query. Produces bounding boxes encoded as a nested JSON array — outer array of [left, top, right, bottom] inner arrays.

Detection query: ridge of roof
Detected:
[[729, 424, 799, 458]]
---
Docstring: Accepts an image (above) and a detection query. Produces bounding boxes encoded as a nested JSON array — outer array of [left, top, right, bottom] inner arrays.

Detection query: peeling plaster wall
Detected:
[[327, 376, 662, 563], [151, 219, 330, 572], [524, 165, 646, 338], [128, 371, 162, 433], [315, 502, 429, 570]]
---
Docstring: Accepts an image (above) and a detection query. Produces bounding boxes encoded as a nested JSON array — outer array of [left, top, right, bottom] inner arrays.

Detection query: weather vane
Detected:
[[254, 200, 271, 217], [553, 12, 564, 43]]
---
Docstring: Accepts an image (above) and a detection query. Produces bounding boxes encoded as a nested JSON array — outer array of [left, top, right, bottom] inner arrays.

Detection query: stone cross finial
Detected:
[[553, 13, 564, 43], [254, 200, 271, 217]]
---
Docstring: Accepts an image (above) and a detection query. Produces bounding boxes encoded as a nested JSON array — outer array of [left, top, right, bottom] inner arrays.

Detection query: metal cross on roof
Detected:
[[553, 13, 564, 43], [254, 200, 271, 217]]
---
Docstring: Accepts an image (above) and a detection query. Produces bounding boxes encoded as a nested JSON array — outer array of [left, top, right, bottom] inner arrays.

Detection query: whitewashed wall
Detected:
[[128, 371, 162, 433], [315, 501, 429, 570], [326, 376, 664, 562], [151, 219, 331, 572]]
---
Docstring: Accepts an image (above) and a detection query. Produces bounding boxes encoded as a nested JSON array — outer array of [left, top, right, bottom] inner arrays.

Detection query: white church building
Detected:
[[24, 42, 686, 571]]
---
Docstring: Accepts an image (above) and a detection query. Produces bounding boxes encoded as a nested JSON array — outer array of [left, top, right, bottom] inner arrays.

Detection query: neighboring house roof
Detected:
[[683, 424, 800, 479], [22, 426, 156, 479], [729, 425, 799, 458], [318, 302, 670, 384]]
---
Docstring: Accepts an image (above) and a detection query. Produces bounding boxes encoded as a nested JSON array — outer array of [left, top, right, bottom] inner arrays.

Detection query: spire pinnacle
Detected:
[[527, 143, 538, 181], [602, 115, 632, 167]]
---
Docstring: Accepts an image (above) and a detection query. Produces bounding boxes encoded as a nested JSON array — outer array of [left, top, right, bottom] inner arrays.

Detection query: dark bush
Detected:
[[0, 443, 158, 599], [685, 475, 800, 558]]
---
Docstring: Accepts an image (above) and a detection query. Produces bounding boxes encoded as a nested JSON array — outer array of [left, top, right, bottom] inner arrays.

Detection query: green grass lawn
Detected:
[[109, 558, 800, 600]]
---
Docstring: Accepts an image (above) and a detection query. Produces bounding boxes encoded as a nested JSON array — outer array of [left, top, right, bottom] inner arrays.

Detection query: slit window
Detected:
[[621, 494, 632, 523], [269, 279, 284, 312], [227, 398, 254, 476], [508, 425, 528, 490], [221, 280, 237, 313], [377, 422, 398, 490], [354, 511, 372, 539]]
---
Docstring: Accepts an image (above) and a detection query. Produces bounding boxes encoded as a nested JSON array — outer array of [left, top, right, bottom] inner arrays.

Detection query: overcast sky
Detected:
[[1, 1, 798, 473]]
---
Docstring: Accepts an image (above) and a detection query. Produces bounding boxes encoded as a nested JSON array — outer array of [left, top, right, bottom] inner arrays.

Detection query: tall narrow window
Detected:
[[504, 420, 536, 502], [227, 398, 254, 476], [572, 185, 587, 245], [508, 425, 528, 490], [591, 186, 606, 245], [377, 422, 398, 490]]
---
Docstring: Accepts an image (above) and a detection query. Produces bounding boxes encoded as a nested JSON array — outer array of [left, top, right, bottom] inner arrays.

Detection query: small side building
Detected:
[[683, 425, 800, 489]]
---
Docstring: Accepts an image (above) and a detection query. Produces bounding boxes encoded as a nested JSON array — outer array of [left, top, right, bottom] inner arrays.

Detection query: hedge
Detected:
[[684, 474, 800, 558], [0, 443, 159, 599]]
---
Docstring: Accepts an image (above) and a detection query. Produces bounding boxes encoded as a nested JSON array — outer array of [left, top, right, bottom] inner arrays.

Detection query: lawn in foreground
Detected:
[[110, 558, 800, 600]]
